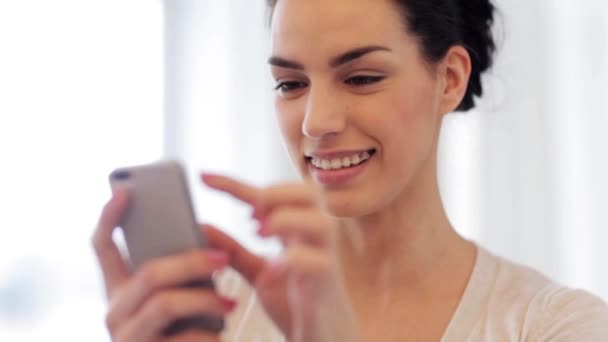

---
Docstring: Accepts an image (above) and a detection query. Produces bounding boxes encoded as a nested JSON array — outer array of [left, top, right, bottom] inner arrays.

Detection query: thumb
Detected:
[[202, 224, 266, 284]]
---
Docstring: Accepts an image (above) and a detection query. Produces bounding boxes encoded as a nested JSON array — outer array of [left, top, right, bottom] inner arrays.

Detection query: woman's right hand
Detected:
[[91, 190, 237, 342]]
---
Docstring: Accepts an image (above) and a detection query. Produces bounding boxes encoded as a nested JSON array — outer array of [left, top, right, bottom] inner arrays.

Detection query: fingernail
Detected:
[[220, 297, 238, 313], [206, 250, 229, 268], [201, 173, 220, 184], [251, 209, 262, 221]]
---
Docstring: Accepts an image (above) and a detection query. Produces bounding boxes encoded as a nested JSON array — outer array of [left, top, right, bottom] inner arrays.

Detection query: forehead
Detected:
[[270, 0, 409, 57]]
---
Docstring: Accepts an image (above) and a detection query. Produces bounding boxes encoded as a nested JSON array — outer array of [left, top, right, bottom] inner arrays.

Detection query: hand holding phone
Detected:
[[92, 161, 232, 341]]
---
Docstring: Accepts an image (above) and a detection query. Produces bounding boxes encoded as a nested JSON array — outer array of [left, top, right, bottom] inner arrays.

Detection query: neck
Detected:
[[334, 152, 472, 299]]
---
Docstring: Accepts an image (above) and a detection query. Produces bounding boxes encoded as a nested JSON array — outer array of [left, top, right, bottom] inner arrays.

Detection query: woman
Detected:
[[93, 0, 608, 341]]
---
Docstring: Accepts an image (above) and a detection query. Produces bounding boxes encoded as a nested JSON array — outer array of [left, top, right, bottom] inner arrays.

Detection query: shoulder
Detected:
[[526, 282, 608, 341], [481, 247, 608, 341]]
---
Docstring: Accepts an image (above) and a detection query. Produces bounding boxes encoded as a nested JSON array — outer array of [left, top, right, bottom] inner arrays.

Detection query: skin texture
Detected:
[[268, 0, 477, 339], [93, 0, 479, 340], [270, 0, 466, 218]]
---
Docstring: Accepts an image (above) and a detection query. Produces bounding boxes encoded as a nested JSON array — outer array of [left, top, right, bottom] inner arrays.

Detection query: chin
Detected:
[[317, 187, 381, 218]]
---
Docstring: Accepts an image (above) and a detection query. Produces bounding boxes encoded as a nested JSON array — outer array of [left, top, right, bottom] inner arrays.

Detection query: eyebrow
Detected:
[[268, 45, 391, 70]]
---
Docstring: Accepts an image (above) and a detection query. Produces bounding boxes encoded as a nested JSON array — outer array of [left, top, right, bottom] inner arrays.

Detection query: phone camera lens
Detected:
[[111, 170, 131, 181]]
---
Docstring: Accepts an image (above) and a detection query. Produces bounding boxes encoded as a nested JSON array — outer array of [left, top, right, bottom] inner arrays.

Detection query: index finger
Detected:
[[201, 174, 316, 214], [254, 182, 316, 214], [201, 174, 262, 205]]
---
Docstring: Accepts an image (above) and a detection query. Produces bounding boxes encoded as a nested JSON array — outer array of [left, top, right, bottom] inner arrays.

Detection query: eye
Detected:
[[274, 81, 308, 93], [344, 75, 385, 86]]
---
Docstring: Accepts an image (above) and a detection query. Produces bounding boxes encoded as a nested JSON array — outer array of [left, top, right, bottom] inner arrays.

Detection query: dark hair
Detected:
[[266, 0, 496, 112]]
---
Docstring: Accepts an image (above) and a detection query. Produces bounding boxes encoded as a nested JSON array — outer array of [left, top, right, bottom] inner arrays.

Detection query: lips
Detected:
[[305, 149, 376, 185]]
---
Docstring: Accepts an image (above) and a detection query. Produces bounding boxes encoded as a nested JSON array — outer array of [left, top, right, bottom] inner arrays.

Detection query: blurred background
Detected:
[[0, 0, 606, 340]]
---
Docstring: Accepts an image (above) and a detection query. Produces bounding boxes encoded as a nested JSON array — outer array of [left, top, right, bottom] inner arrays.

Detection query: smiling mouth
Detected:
[[306, 149, 377, 170]]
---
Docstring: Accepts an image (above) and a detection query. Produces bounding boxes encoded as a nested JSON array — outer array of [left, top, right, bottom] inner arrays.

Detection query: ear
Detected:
[[438, 45, 472, 115]]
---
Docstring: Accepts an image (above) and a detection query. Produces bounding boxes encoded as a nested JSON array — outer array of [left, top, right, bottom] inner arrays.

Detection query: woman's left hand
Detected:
[[201, 174, 361, 342]]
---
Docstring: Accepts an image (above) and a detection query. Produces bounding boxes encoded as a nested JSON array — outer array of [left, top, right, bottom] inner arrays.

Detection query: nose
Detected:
[[301, 84, 346, 139]]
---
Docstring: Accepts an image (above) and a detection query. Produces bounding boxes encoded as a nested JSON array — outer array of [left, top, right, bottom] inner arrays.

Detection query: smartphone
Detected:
[[109, 160, 224, 335]]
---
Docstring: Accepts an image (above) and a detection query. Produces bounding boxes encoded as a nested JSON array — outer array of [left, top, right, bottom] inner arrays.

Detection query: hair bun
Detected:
[[455, 0, 496, 111]]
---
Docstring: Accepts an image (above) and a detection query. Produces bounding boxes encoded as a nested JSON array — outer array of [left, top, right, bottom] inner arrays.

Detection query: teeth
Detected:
[[321, 160, 331, 169], [310, 151, 373, 170], [342, 157, 351, 167], [331, 159, 342, 169]]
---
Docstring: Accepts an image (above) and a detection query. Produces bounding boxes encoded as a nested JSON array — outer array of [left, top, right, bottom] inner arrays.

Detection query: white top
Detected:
[[442, 246, 608, 341], [217, 246, 608, 341]]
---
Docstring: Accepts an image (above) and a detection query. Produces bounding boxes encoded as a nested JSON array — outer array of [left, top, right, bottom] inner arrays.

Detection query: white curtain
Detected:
[[0, 1, 163, 340], [163, 0, 292, 256], [165, 0, 608, 301], [440, 0, 608, 298]]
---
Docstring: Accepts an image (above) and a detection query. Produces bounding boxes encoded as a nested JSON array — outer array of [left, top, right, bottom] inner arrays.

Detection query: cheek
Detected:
[[394, 80, 440, 137], [276, 100, 299, 138], [382, 88, 439, 172], [395, 90, 433, 123], [275, 100, 306, 165]]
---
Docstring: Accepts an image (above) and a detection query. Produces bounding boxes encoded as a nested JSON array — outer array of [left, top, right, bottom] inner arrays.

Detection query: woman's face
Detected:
[[269, 0, 450, 217]]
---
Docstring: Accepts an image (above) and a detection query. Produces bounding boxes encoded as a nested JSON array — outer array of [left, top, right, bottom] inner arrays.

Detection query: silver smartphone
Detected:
[[109, 160, 224, 334]]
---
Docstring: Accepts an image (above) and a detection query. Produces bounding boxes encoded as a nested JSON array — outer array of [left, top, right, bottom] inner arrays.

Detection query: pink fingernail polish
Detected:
[[201, 173, 220, 184], [220, 297, 238, 313], [251, 209, 262, 221]]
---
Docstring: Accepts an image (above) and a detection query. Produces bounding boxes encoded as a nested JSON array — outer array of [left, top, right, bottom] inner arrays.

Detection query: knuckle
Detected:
[[104, 309, 120, 335], [137, 263, 162, 289], [104, 292, 128, 335], [149, 293, 176, 318], [187, 251, 209, 275]]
